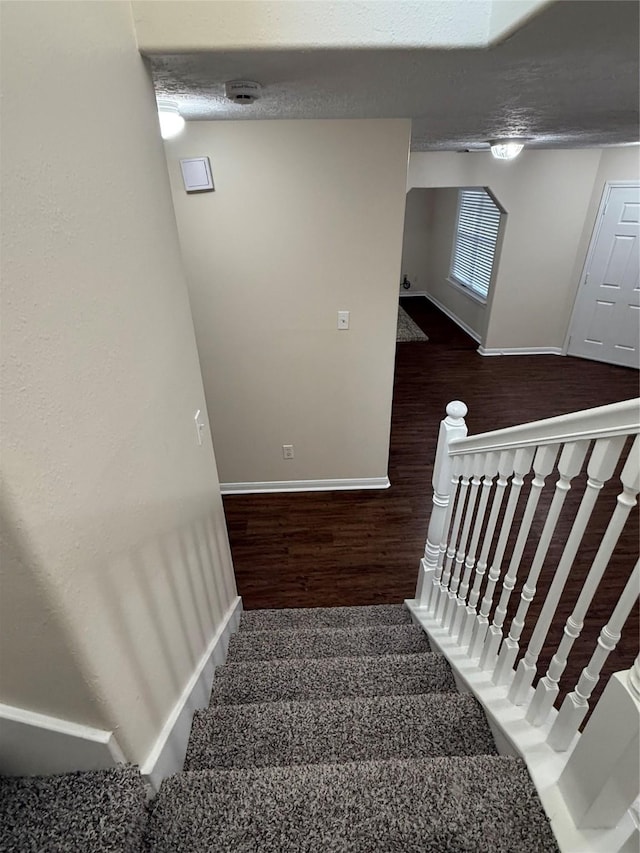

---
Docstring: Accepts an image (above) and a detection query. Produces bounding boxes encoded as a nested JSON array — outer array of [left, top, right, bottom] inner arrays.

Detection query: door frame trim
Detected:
[[563, 180, 640, 358]]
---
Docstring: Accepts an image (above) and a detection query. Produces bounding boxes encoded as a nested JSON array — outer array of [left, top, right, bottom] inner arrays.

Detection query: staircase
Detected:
[[3, 399, 637, 851], [0, 604, 559, 850], [146, 603, 558, 851]]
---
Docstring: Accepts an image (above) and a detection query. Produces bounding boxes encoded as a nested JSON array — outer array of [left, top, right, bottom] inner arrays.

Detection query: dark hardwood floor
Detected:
[[223, 296, 639, 714]]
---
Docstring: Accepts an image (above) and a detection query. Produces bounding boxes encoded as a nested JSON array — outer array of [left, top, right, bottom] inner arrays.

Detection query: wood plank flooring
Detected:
[[223, 296, 639, 714]]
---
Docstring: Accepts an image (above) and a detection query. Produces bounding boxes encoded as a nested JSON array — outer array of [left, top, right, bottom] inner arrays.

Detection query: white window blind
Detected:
[[450, 188, 501, 301]]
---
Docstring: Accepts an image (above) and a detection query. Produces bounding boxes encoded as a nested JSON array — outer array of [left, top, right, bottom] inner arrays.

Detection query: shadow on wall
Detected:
[[0, 490, 107, 729], [0, 490, 235, 764]]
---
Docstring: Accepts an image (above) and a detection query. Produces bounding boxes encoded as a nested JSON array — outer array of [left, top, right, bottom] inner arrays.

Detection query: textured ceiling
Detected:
[[149, 1, 639, 150]]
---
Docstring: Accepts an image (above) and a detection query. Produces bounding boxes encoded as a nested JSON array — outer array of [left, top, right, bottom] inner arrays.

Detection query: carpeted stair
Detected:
[[0, 766, 147, 852], [148, 603, 560, 852], [0, 605, 559, 851]]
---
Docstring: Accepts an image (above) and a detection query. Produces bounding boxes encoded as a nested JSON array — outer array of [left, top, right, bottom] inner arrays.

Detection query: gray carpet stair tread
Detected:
[[0, 765, 147, 853], [185, 692, 497, 771], [147, 756, 559, 853], [210, 653, 457, 705], [227, 623, 430, 662], [240, 604, 412, 631]]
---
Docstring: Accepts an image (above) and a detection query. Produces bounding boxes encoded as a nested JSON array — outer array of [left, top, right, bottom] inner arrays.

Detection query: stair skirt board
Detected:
[[219, 477, 391, 494], [140, 596, 242, 790], [0, 703, 125, 777]]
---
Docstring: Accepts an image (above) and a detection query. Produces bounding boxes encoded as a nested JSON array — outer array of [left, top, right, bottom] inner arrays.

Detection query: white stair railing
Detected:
[[407, 398, 640, 852], [548, 560, 640, 751]]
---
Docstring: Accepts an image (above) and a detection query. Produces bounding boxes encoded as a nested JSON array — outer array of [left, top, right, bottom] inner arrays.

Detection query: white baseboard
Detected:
[[140, 596, 243, 789], [399, 289, 429, 297], [417, 292, 483, 343], [478, 346, 564, 357], [0, 704, 125, 776], [401, 293, 565, 356], [220, 477, 390, 495], [0, 598, 243, 782]]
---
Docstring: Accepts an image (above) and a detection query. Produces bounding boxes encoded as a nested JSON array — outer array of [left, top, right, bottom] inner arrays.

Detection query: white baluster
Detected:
[[459, 450, 512, 649], [548, 560, 640, 752], [480, 443, 558, 672], [451, 452, 498, 640], [424, 457, 461, 614], [444, 454, 483, 633], [416, 401, 468, 608], [436, 454, 472, 623], [524, 436, 628, 723], [469, 446, 534, 660], [492, 440, 589, 686]]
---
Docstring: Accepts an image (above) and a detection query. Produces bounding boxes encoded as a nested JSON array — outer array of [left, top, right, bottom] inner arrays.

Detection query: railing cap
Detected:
[[446, 400, 468, 423], [448, 398, 640, 456]]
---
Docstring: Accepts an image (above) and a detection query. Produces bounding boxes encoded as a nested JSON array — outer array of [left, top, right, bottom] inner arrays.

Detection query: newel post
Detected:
[[416, 401, 468, 608]]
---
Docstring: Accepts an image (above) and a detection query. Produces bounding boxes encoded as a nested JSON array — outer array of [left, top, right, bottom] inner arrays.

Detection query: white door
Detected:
[[568, 183, 640, 369]]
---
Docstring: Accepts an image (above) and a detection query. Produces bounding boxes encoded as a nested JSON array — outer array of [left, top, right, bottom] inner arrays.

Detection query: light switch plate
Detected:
[[337, 310, 350, 330]]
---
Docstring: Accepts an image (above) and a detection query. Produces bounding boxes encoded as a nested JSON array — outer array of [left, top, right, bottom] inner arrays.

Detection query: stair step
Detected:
[[185, 692, 497, 771], [0, 766, 147, 853], [210, 653, 457, 705], [227, 623, 430, 662], [148, 756, 559, 852], [240, 603, 412, 632]]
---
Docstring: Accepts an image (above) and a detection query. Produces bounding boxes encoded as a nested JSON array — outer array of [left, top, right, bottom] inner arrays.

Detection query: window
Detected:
[[450, 188, 502, 302]]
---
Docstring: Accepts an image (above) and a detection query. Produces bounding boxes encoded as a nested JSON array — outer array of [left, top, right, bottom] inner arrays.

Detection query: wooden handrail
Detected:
[[448, 398, 640, 456]]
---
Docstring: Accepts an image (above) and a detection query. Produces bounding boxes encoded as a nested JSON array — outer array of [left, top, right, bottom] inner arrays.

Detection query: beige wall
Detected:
[[132, 0, 493, 52], [400, 189, 431, 293], [0, 0, 236, 765], [408, 150, 603, 349], [165, 119, 410, 485]]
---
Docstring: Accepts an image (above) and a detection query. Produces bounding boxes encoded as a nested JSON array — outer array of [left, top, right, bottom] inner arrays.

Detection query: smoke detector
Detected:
[[224, 80, 262, 105]]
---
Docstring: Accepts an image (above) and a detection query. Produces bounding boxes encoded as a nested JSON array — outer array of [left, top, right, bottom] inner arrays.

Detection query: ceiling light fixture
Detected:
[[157, 100, 185, 140], [490, 139, 525, 160]]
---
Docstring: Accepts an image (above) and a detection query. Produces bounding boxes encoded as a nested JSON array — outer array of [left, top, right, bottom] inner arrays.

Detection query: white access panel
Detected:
[[180, 157, 214, 192], [568, 183, 640, 369]]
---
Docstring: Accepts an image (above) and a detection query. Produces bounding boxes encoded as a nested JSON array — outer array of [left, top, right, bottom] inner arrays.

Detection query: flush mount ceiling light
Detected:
[[490, 139, 525, 160], [157, 100, 185, 140]]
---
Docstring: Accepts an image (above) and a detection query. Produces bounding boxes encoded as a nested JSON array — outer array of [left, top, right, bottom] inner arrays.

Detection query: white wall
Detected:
[[409, 150, 603, 349], [0, 0, 237, 768], [165, 119, 410, 486]]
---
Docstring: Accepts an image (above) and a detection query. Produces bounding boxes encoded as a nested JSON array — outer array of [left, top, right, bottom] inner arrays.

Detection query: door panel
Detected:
[[568, 184, 640, 369]]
